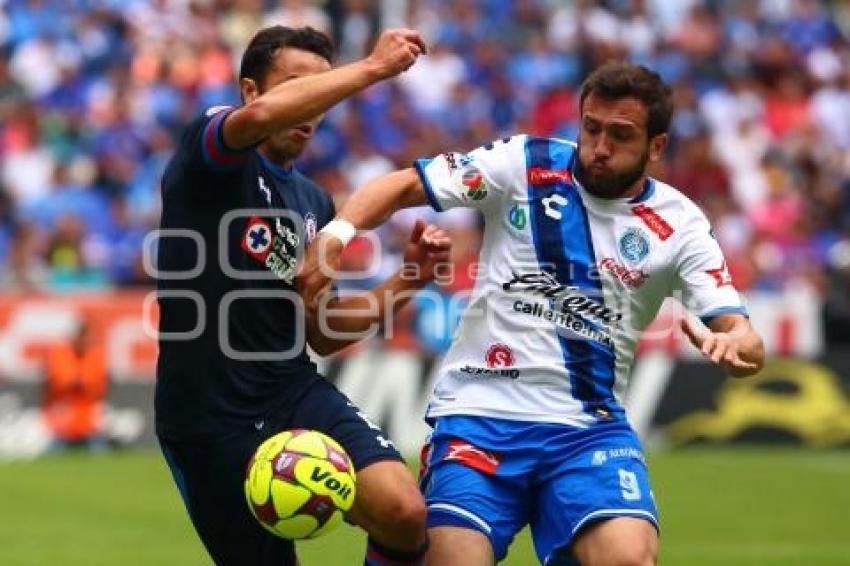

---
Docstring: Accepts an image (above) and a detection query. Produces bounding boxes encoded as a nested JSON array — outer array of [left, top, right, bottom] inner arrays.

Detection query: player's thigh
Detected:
[[283, 378, 403, 471], [529, 423, 659, 565], [421, 435, 530, 563], [427, 526, 495, 566], [159, 436, 297, 566], [572, 517, 658, 566], [282, 380, 423, 530]]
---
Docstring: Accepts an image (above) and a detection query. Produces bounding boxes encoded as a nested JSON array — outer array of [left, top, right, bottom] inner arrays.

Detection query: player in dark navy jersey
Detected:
[[155, 26, 445, 566]]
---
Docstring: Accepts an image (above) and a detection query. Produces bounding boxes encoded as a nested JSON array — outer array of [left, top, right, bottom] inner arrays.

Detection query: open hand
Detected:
[[680, 316, 760, 373]]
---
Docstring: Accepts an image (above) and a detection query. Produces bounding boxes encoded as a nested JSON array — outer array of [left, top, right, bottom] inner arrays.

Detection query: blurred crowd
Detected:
[[1, 0, 849, 343]]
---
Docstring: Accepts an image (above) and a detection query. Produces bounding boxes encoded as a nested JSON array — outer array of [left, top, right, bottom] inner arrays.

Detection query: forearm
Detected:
[[226, 60, 382, 149], [709, 315, 765, 376], [336, 168, 427, 230], [306, 269, 425, 356]]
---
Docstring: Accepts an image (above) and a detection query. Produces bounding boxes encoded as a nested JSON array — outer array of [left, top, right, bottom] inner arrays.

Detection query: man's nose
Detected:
[[593, 134, 612, 159]]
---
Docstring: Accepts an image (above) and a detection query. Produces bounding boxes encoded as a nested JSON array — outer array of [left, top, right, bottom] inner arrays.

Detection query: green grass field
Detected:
[[1, 448, 848, 565]]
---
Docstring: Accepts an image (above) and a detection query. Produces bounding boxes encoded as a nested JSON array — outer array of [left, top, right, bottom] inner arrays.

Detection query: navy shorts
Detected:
[[159, 378, 402, 566]]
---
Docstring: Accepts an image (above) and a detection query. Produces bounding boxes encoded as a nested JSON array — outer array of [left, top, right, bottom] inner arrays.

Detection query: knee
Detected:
[[388, 489, 427, 534]]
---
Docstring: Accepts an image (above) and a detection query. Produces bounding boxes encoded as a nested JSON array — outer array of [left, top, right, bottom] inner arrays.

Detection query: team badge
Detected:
[[242, 217, 273, 260], [619, 227, 650, 265], [485, 343, 515, 368], [304, 212, 318, 243]]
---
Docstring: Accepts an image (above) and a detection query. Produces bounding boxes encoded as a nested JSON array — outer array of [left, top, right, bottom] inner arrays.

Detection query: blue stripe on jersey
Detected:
[[525, 138, 618, 418], [414, 158, 445, 212]]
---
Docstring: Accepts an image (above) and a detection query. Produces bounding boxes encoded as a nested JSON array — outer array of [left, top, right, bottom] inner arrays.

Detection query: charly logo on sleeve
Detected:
[[618, 227, 650, 265]]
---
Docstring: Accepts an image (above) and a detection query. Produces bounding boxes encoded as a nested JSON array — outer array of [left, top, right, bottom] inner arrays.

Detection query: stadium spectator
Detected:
[[0, 0, 847, 345]]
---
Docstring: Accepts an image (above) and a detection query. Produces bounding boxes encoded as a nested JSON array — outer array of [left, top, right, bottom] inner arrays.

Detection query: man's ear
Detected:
[[648, 133, 668, 162], [240, 77, 260, 104]]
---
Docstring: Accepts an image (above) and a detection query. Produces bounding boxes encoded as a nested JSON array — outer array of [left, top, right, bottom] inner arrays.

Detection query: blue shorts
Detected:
[[419, 416, 659, 565]]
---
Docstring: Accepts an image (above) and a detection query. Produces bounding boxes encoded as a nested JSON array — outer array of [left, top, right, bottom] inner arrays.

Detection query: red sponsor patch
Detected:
[[444, 439, 502, 475], [241, 216, 273, 262], [528, 167, 572, 185], [485, 343, 515, 368], [705, 260, 733, 287], [631, 204, 674, 241], [599, 257, 648, 289]]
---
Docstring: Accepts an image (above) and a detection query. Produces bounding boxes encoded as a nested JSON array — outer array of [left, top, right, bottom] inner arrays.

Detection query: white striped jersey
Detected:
[[414, 135, 747, 427]]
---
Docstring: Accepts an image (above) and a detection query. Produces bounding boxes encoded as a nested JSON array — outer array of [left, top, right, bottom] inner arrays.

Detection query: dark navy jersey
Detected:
[[155, 106, 336, 441]]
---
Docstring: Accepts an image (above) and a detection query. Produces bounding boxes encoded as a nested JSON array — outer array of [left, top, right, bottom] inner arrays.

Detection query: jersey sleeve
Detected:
[[413, 135, 527, 213], [674, 212, 748, 325], [178, 105, 251, 176]]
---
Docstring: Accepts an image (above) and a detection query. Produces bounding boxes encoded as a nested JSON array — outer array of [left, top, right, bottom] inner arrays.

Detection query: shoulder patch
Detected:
[[632, 204, 674, 241]]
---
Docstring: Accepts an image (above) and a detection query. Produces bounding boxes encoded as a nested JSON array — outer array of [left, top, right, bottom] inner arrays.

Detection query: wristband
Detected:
[[319, 219, 357, 246]]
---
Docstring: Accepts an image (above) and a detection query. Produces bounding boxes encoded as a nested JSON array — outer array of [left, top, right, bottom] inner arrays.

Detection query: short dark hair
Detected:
[[239, 26, 335, 85], [579, 61, 674, 139]]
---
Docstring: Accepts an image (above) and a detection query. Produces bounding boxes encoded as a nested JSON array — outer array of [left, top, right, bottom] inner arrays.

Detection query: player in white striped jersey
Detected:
[[301, 62, 764, 566]]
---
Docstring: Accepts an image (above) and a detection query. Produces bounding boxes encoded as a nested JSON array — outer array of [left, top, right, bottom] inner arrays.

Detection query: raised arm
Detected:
[[223, 30, 427, 150]]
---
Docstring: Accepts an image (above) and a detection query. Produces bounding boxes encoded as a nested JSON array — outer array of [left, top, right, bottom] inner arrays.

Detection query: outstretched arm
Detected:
[[305, 219, 449, 356], [680, 314, 765, 377], [299, 168, 427, 311], [223, 30, 427, 150]]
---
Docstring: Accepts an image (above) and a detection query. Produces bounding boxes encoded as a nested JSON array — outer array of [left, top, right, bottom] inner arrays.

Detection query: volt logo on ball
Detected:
[[310, 468, 354, 500]]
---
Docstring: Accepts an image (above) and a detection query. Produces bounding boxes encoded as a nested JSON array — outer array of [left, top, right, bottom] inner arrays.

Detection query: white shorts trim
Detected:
[[428, 502, 493, 534], [572, 508, 659, 536]]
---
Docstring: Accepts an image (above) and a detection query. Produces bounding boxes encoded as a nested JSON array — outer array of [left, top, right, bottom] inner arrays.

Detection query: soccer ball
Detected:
[[245, 429, 356, 539]]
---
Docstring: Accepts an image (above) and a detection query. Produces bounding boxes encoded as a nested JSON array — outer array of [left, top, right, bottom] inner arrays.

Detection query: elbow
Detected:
[[239, 99, 274, 136]]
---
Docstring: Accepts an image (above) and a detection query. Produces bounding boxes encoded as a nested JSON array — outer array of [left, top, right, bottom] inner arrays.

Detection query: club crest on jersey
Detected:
[[485, 343, 515, 368], [619, 228, 650, 265], [508, 203, 527, 230], [241, 215, 300, 283], [304, 212, 318, 244], [242, 217, 273, 260], [443, 439, 502, 475]]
